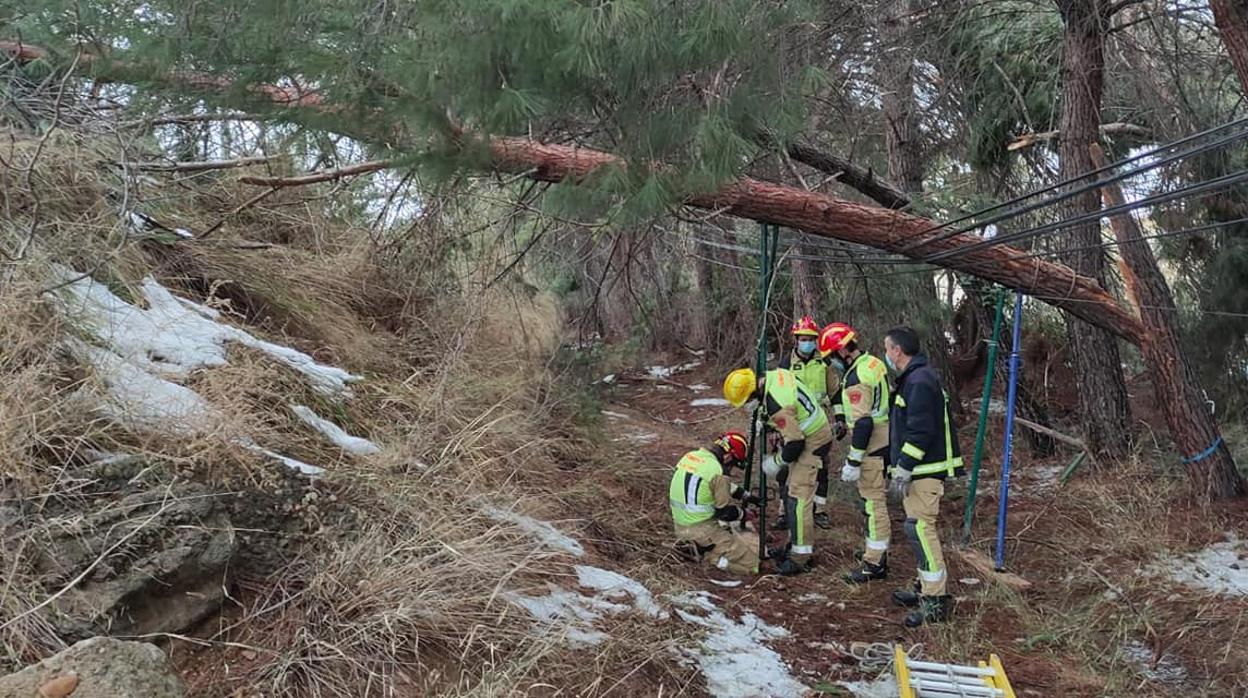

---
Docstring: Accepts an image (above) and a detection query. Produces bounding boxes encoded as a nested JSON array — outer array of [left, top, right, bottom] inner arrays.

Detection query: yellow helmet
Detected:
[[723, 368, 758, 408]]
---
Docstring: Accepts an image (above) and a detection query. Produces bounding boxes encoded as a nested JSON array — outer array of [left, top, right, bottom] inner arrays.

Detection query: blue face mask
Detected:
[[885, 354, 897, 372], [797, 340, 817, 356]]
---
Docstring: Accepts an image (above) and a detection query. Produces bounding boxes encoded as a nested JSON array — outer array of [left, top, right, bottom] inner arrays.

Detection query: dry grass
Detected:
[[0, 127, 692, 697]]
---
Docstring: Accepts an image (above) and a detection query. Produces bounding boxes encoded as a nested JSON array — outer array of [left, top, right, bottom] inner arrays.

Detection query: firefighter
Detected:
[[723, 367, 834, 575], [817, 322, 893, 584], [669, 431, 761, 575], [777, 316, 843, 529], [884, 326, 963, 627]]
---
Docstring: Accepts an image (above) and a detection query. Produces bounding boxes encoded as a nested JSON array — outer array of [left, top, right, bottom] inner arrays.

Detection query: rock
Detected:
[[0, 638, 184, 697], [32, 482, 237, 640]]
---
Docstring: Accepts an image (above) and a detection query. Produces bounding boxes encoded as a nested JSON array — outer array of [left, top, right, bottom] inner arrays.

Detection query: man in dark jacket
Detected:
[[884, 326, 963, 627]]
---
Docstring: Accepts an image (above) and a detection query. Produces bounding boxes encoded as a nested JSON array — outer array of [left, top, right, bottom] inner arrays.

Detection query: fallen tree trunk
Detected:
[[488, 138, 1146, 343], [2, 39, 1145, 343], [1091, 144, 1243, 498]]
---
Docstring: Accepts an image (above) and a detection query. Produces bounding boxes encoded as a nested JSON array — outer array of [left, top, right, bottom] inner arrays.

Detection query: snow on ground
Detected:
[[646, 361, 702, 378], [612, 431, 659, 444], [1151, 535, 1248, 597], [290, 405, 381, 456], [483, 505, 586, 557], [51, 269, 360, 395], [1121, 639, 1189, 686], [688, 384, 711, 392], [48, 271, 357, 475], [506, 586, 616, 648], [689, 398, 730, 407], [600, 410, 629, 420], [576, 566, 668, 619], [838, 674, 901, 698], [670, 591, 807, 698]]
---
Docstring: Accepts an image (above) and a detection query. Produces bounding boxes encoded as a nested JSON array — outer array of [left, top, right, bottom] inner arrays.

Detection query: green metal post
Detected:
[[961, 287, 1006, 545]]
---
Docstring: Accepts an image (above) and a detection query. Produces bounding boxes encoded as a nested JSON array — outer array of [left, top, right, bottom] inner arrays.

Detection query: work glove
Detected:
[[889, 467, 913, 500], [732, 486, 762, 507], [762, 454, 785, 477], [840, 461, 861, 483], [833, 419, 848, 441]]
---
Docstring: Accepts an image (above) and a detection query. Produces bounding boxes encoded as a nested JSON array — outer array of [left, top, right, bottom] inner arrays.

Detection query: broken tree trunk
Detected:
[[1091, 144, 1244, 498], [487, 138, 1146, 344], [1212, 0, 1248, 96]]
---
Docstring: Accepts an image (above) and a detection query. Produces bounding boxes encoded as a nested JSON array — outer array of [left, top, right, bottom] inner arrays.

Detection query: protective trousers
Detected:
[[784, 445, 824, 564], [903, 478, 947, 596], [814, 453, 830, 509], [674, 521, 759, 575], [857, 455, 890, 565]]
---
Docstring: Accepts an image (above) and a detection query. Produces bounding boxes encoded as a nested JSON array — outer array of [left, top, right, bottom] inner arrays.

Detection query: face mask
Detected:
[[885, 354, 897, 372], [797, 340, 816, 356], [829, 357, 846, 373]]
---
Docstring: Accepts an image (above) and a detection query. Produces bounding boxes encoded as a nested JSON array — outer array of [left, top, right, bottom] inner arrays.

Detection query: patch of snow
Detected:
[[70, 339, 216, 433], [597, 373, 617, 385], [959, 577, 982, 586], [669, 591, 806, 698], [173, 228, 194, 239], [708, 579, 742, 588], [688, 383, 711, 392], [484, 505, 585, 557], [1151, 535, 1248, 597], [796, 593, 828, 604], [246, 443, 326, 476], [645, 361, 702, 378], [1121, 640, 1189, 686], [51, 270, 361, 396], [575, 565, 668, 619], [690, 398, 731, 408], [600, 410, 629, 420], [838, 674, 900, 698], [612, 431, 658, 444], [290, 404, 381, 456]]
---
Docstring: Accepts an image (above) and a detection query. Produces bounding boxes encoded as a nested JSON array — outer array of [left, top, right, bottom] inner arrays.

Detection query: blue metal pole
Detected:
[[994, 292, 1025, 571]]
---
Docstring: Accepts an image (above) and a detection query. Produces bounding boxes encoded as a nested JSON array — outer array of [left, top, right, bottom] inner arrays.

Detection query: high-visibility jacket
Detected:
[[669, 448, 731, 527], [889, 354, 964, 479], [838, 352, 890, 464], [778, 349, 836, 405], [763, 368, 831, 465]]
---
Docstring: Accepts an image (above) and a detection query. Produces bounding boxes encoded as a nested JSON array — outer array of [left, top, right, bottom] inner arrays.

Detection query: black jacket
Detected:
[[889, 354, 964, 480]]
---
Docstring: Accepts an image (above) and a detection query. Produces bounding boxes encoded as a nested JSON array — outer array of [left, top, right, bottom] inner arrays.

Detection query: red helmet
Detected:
[[791, 316, 820, 337], [818, 322, 857, 357], [715, 431, 748, 462]]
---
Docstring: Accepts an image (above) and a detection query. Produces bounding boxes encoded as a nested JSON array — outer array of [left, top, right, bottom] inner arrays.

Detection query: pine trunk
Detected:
[[1054, 0, 1132, 458], [1090, 145, 1244, 498], [1212, 0, 1248, 96]]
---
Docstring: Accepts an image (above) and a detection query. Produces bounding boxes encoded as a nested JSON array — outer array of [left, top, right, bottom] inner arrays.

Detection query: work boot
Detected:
[[891, 582, 921, 608], [767, 544, 791, 561], [813, 511, 831, 529], [776, 557, 814, 576], [843, 556, 888, 584], [904, 595, 951, 628]]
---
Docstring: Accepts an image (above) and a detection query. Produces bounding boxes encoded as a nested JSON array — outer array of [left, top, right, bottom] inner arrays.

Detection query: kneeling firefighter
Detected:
[[669, 431, 761, 575], [723, 367, 834, 575]]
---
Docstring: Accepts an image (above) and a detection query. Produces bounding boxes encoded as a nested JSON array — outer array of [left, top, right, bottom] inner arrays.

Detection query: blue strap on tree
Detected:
[[1181, 437, 1223, 464]]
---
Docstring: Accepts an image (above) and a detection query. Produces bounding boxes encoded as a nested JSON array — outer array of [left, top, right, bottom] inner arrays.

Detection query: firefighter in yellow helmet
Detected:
[[777, 316, 843, 530], [723, 367, 834, 575], [669, 431, 761, 575], [818, 322, 892, 585]]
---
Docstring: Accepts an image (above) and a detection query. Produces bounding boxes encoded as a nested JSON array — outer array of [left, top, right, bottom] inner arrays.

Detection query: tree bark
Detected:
[[1054, 0, 1132, 458], [782, 140, 912, 210], [1091, 144, 1244, 498], [1212, 0, 1248, 96]]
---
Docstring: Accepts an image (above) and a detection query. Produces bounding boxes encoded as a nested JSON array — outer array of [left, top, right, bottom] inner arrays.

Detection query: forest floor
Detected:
[[587, 356, 1248, 697]]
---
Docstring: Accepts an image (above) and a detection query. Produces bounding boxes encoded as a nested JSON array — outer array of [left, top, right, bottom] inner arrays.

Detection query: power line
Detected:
[[900, 116, 1248, 253], [924, 168, 1248, 264]]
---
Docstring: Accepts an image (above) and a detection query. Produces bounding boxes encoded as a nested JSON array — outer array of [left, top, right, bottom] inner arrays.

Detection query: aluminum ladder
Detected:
[[894, 646, 1017, 698]]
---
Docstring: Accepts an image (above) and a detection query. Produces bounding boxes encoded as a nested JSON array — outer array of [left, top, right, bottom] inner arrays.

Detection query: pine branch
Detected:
[[129, 155, 278, 172], [238, 160, 393, 187], [1007, 122, 1152, 151]]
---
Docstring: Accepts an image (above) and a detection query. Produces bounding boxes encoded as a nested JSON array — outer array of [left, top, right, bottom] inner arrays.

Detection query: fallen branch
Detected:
[[1007, 122, 1151, 152], [239, 160, 392, 187], [129, 155, 277, 173]]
